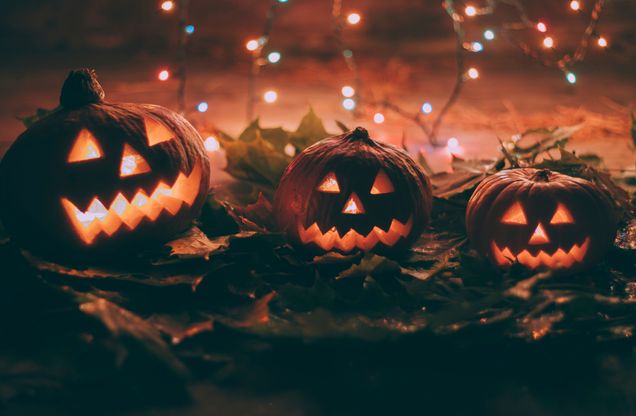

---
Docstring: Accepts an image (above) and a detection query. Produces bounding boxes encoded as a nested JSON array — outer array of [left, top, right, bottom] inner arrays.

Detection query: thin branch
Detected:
[[176, 0, 190, 114], [246, 1, 283, 121]]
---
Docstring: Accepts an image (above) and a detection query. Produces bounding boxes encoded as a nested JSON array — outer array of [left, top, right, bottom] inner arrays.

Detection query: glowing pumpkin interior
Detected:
[[492, 201, 589, 269], [298, 169, 413, 252], [60, 117, 202, 245]]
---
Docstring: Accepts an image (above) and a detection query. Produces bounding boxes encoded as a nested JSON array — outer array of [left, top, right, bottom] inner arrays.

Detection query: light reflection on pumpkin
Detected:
[[61, 163, 202, 244]]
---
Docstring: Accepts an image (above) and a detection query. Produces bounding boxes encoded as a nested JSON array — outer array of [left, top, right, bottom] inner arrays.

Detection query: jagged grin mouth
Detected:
[[61, 164, 202, 244], [298, 216, 413, 252], [491, 237, 590, 269]]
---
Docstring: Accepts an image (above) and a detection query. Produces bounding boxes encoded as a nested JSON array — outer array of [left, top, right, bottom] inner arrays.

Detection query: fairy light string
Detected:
[[156, 0, 608, 148], [332, 0, 608, 147], [245, 0, 288, 121]]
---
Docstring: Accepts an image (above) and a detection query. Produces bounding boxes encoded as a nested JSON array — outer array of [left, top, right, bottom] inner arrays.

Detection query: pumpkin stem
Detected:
[[347, 127, 372, 143], [533, 169, 552, 182], [59, 68, 105, 109]]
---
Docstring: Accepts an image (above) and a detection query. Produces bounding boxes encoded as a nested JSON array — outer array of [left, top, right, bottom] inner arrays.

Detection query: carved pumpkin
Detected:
[[466, 168, 616, 271], [0, 69, 210, 260], [274, 127, 432, 254]]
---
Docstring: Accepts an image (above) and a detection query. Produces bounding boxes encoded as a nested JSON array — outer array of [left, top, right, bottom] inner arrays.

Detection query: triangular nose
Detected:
[[529, 222, 550, 245], [342, 193, 365, 214]]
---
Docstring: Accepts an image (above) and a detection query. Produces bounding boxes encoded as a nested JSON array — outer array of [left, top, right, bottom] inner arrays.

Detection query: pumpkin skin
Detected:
[[274, 127, 432, 254], [466, 168, 616, 272], [0, 69, 210, 260]]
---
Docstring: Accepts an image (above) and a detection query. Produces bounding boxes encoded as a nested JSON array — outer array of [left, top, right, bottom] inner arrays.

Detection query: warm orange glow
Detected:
[[491, 237, 590, 269], [529, 223, 550, 245], [246, 39, 259, 51], [61, 163, 202, 244], [346, 12, 361, 25], [317, 172, 340, 193], [160, 1, 174, 12], [550, 203, 574, 224], [298, 216, 413, 252], [501, 202, 527, 224], [144, 116, 174, 146], [68, 129, 103, 163], [204, 136, 220, 151], [370, 170, 394, 194], [597, 36, 608, 47], [342, 193, 365, 214], [542, 36, 554, 48], [120, 144, 151, 177], [467, 67, 479, 79], [465, 5, 477, 16]]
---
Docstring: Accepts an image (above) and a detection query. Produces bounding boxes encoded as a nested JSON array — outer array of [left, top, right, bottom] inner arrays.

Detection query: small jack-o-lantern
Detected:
[[0, 69, 210, 260], [274, 127, 432, 254], [466, 168, 616, 271]]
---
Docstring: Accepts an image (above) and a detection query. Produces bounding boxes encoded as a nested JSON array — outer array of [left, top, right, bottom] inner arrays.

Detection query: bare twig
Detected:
[[176, 0, 190, 114], [246, 1, 284, 121]]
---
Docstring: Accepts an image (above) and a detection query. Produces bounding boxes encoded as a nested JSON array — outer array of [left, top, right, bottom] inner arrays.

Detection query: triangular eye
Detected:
[[370, 170, 394, 194], [68, 129, 103, 163], [119, 144, 151, 177], [144, 116, 174, 146], [501, 202, 527, 224], [550, 203, 574, 224], [317, 172, 340, 193]]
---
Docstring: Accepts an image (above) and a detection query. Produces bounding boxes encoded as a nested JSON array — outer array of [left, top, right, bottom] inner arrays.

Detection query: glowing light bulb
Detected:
[[483, 29, 495, 40], [421, 102, 433, 114], [204, 136, 220, 152], [543, 36, 554, 48], [158, 69, 170, 81], [347, 13, 361, 25], [447, 137, 462, 156], [373, 113, 385, 124], [569, 0, 580, 11], [160, 1, 174, 12], [470, 41, 483, 52], [197, 102, 208, 113], [342, 98, 356, 111], [184, 24, 195, 35], [536, 22, 547, 32], [447, 137, 459, 148], [278, 0, 289, 3], [267, 51, 281, 63], [246, 39, 259, 51], [284, 143, 296, 157], [467, 67, 479, 79], [341, 85, 355, 97], [566, 72, 576, 84], [597, 36, 608, 47], [263, 90, 278, 103], [465, 5, 477, 17]]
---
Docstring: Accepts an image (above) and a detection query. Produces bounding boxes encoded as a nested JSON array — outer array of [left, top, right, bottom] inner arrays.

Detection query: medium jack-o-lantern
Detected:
[[274, 127, 432, 254], [466, 168, 616, 271], [0, 69, 210, 260]]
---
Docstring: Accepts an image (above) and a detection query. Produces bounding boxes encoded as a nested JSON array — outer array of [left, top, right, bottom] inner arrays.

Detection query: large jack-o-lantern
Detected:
[[274, 127, 432, 254], [466, 168, 616, 272], [0, 69, 210, 260]]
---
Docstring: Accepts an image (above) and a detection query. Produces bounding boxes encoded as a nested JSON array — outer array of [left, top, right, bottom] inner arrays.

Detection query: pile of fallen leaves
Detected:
[[1, 111, 635, 414]]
